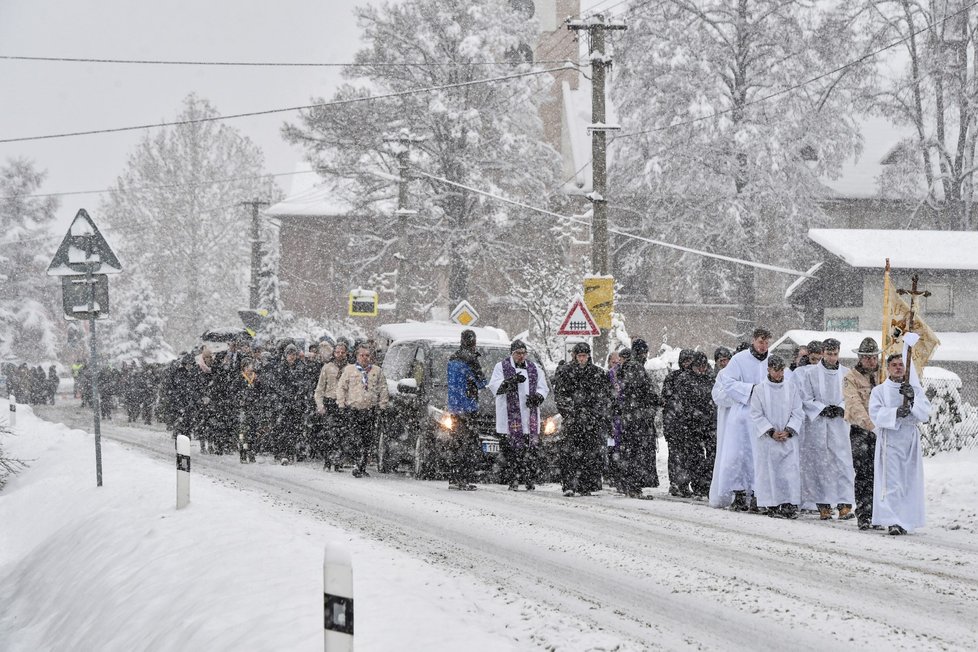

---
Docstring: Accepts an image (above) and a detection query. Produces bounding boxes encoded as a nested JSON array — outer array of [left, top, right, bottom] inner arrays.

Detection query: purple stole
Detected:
[[502, 357, 538, 446]]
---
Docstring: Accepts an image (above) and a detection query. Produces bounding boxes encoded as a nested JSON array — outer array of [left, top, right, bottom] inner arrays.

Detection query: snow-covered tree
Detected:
[[282, 0, 563, 316], [100, 94, 281, 350], [0, 159, 61, 363], [864, 1, 978, 229], [105, 272, 175, 365], [610, 1, 872, 321], [502, 256, 588, 367]]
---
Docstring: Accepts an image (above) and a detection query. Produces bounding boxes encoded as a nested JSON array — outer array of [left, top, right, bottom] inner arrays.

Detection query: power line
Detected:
[[1, 169, 313, 202], [0, 54, 581, 67], [0, 65, 575, 145], [615, 0, 978, 140], [411, 168, 815, 278]]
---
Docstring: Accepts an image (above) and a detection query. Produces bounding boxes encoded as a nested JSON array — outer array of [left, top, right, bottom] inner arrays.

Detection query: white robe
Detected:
[[750, 379, 804, 507], [708, 366, 736, 507], [488, 357, 550, 436], [869, 379, 931, 531], [709, 349, 767, 507], [798, 362, 856, 506]]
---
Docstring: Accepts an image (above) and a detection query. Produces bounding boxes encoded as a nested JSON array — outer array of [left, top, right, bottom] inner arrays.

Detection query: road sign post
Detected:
[[47, 209, 122, 487]]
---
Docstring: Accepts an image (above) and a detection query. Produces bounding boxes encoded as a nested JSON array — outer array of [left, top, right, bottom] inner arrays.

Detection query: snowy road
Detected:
[[36, 402, 978, 651]]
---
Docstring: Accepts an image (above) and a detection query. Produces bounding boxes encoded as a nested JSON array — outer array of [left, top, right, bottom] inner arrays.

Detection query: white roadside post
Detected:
[[176, 434, 190, 509], [8, 395, 15, 429], [324, 543, 354, 651]]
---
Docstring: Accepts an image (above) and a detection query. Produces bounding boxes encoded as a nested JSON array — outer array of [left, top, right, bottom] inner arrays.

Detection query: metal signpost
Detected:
[[47, 209, 122, 487]]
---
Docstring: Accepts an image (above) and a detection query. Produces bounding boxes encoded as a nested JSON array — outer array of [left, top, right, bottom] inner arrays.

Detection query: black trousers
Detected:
[[850, 425, 876, 524], [447, 413, 481, 486], [498, 433, 540, 487], [348, 407, 377, 472]]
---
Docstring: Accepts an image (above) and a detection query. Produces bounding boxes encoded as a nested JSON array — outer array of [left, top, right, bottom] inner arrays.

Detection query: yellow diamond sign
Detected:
[[450, 300, 479, 326]]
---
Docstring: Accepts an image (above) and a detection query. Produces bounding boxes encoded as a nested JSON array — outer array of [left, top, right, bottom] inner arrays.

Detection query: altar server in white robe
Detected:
[[798, 338, 857, 521], [750, 355, 805, 518], [869, 353, 932, 535], [709, 328, 770, 510]]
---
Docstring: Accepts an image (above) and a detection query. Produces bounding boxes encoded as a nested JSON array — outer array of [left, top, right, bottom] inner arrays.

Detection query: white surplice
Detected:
[[868, 379, 931, 532], [488, 357, 550, 436], [750, 379, 804, 507], [798, 362, 856, 506]]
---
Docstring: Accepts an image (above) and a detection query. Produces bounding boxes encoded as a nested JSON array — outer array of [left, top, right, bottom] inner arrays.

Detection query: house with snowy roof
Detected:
[[782, 228, 978, 398]]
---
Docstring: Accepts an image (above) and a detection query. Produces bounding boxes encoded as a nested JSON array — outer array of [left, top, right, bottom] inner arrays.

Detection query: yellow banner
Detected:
[[881, 263, 940, 381], [583, 276, 614, 330]]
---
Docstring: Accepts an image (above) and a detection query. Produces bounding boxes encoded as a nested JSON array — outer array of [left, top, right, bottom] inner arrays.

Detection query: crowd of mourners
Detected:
[[1, 362, 59, 406], [14, 320, 927, 537]]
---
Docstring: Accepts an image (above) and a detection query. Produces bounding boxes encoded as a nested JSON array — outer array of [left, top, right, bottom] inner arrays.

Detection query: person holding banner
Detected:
[[868, 352, 931, 535]]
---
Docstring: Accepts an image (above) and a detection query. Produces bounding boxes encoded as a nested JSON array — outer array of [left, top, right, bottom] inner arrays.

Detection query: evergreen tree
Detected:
[[100, 94, 281, 350], [106, 272, 175, 365], [0, 158, 61, 363]]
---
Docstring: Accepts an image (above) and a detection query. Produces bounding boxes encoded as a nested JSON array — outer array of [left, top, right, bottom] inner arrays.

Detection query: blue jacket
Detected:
[[447, 348, 487, 414]]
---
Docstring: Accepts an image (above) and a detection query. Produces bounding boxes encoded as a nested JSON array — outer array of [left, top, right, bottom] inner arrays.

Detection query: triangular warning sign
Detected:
[[557, 296, 601, 336], [47, 209, 122, 276]]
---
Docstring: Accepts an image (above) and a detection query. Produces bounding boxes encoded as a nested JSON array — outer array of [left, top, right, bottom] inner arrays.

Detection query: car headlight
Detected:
[[438, 412, 456, 431], [543, 415, 559, 436]]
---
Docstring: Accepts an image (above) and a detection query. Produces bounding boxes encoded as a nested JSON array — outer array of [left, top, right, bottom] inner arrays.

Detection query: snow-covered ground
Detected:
[[3, 398, 978, 651]]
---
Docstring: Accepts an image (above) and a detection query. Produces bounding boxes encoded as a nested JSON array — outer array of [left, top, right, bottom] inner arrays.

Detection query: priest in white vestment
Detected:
[[868, 353, 932, 535]]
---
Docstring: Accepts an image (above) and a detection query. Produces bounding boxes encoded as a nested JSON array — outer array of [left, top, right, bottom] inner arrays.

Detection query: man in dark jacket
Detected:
[[445, 329, 489, 490], [270, 344, 307, 464], [661, 349, 695, 496], [675, 351, 717, 497], [555, 342, 612, 496], [618, 339, 662, 498]]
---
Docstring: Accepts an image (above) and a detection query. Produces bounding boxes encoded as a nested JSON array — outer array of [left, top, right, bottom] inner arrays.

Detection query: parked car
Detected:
[[377, 323, 561, 482]]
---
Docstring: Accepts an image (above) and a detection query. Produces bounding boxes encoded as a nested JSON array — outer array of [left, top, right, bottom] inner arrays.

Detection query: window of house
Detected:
[[924, 283, 953, 315], [825, 317, 859, 331]]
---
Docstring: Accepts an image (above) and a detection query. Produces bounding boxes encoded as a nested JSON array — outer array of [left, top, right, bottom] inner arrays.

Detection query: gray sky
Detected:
[[0, 0, 372, 231]]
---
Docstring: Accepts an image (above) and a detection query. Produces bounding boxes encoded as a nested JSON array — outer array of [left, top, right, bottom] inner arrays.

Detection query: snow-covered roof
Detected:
[[376, 321, 510, 346], [773, 330, 978, 363], [808, 229, 978, 270], [266, 174, 355, 218]]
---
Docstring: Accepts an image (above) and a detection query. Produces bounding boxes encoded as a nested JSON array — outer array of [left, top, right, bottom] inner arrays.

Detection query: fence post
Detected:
[[324, 543, 354, 651], [8, 395, 15, 429], [176, 434, 190, 509]]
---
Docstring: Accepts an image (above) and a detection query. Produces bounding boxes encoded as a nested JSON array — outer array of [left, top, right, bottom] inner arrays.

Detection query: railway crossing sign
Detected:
[[450, 300, 479, 326], [557, 296, 600, 337]]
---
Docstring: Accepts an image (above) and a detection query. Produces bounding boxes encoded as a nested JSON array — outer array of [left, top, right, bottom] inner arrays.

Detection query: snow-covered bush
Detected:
[[920, 368, 978, 455]]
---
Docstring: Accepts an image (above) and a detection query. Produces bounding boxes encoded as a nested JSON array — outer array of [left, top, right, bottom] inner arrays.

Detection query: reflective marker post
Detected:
[[176, 435, 190, 509], [324, 543, 354, 651]]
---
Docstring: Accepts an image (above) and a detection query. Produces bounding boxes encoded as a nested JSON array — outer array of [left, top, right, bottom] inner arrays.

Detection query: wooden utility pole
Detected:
[[568, 13, 626, 363], [384, 132, 423, 321], [242, 199, 270, 310]]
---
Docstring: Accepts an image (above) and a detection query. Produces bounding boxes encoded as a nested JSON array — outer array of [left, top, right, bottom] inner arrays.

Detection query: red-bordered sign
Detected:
[[557, 296, 600, 336]]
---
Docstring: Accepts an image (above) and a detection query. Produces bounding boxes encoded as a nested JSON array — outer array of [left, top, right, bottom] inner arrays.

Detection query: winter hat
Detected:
[[572, 342, 591, 355], [713, 346, 732, 362], [619, 348, 632, 362], [678, 348, 695, 368], [631, 339, 649, 355], [767, 355, 786, 370], [461, 329, 477, 349], [510, 339, 528, 353], [690, 351, 709, 368], [822, 338, 841, 352], [284, 344, 299, 355], [853, 337, 882, 357]]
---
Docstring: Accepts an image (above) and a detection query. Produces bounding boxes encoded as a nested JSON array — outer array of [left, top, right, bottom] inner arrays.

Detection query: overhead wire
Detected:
[[0, 54, 581, 67], [0, 65, 575, 144], [410, 168, 815, 278]]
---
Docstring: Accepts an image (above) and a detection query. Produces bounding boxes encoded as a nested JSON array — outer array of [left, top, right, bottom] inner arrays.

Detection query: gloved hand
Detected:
[[525, 393, 545, 409], [896, 404, 912, 418], [497, 373, 525, 394], [819, 405, 834, 417], [899, 383, 915, 399]]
